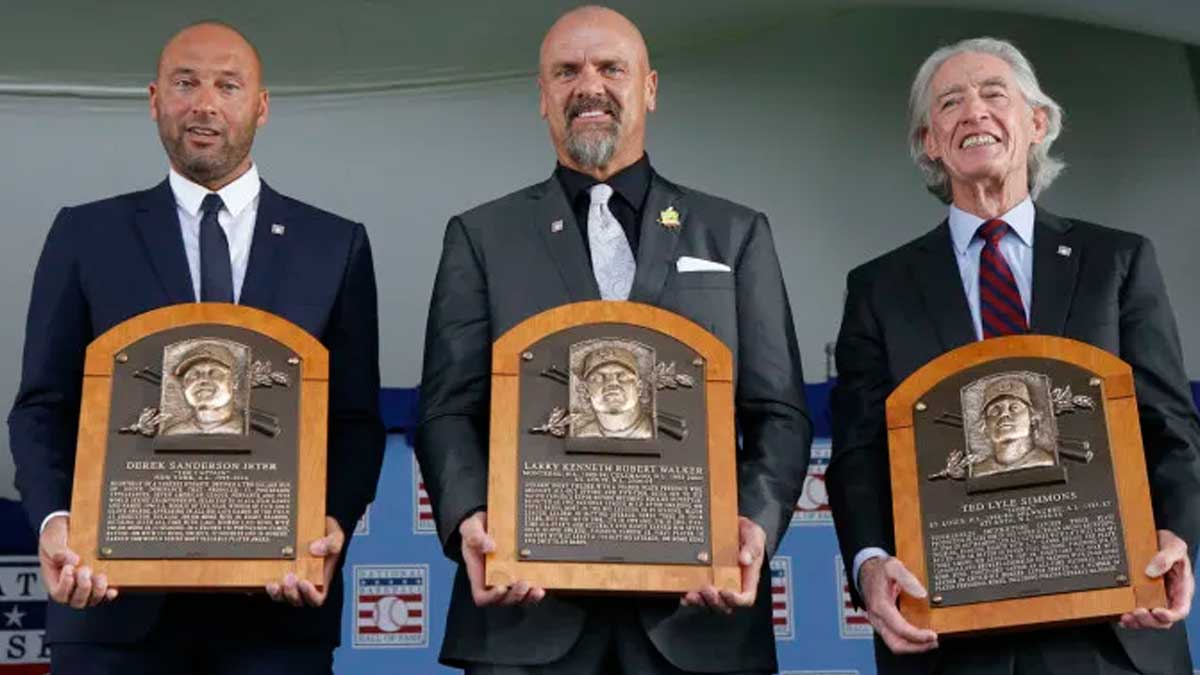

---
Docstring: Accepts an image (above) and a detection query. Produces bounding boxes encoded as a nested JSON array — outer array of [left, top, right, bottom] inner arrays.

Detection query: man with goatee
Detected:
[[8, 21, 384, 674], [416, 5, 811, 674]]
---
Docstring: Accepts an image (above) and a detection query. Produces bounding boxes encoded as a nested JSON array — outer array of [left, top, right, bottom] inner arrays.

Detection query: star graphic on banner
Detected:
[[3, 604, 25, 628]]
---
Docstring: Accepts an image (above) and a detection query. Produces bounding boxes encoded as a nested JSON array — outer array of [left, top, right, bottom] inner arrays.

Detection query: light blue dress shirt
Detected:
[[850, 197, 1036, 589]]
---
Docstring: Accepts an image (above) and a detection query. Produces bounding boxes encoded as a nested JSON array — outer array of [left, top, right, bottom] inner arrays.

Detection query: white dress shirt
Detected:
[[170, 164, 261, 303], [38, 165, 263, 536], [851, 197, 1037, 589]]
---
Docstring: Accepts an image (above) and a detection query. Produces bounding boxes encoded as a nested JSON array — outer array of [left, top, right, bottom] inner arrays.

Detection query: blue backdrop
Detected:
[[2, 382, 1200, 674]]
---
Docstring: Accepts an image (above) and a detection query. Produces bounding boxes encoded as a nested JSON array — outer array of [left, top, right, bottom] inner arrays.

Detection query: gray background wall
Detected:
[[1, 7, 1198, 499]]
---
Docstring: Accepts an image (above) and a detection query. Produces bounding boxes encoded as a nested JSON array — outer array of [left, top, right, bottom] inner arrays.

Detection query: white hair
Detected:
[[908, 37, 1065, 203]]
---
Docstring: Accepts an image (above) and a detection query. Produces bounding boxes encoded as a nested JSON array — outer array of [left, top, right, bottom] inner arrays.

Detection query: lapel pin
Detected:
[[1057, 245, 1071, 257], [271, 224, 286, 236], [657, 206, 681, 231], [550, 219, 564, 233]]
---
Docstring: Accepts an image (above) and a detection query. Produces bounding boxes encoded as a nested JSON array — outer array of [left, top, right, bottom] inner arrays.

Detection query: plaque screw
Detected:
[[519, 548, 532, 558], [696, 551, 710, 563], [281, 546, 295, 557], [931, 595, 943, 605], [115, 353, 129, 364], [915, 402, 928, 412], [692, 358, 703, 367], [100, 547, 113, 557], [1116, 574, 1129, 584], [287, 356, 300, 366], [521, 352, 534, 361], [1089, 377, 1102, 387]]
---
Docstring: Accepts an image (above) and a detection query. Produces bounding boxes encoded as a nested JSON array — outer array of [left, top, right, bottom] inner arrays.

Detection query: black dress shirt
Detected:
[[554, 154, 651, 260]]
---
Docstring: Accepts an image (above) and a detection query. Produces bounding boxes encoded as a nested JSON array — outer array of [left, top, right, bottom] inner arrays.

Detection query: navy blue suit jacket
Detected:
[[8, 179, 386, 645]]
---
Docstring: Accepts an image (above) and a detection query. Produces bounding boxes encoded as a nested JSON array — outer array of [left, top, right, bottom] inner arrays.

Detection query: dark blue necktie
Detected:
[[977, 219, 1028, 338], [199, 193, 234, 303]]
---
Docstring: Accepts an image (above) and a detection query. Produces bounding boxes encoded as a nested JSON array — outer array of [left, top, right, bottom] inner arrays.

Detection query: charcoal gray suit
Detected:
[[416, 171, 812, 673]]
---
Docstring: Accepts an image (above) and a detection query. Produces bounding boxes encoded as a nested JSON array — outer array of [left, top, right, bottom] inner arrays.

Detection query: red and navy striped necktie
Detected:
[[977, 218, 1028, 338]]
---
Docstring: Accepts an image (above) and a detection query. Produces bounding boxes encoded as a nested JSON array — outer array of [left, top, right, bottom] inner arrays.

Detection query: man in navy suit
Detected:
[[7, 21, 385, 674]]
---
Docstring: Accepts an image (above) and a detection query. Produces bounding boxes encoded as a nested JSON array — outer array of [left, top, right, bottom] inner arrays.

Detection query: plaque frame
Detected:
[[486, 301, 740, 593], [69, 303, 328, 590], [887, 335, 1165, 634]]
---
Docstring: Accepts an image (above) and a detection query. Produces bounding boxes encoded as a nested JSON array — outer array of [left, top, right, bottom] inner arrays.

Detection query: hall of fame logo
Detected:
[[792, 439, 831, 525], [0, 556, 49, 673], [412, 454, 436, 534], [354, 565, 428, 648], [355, 503, 371, 536], [770, 556, 794, 640], [834, 555, 871, 639]]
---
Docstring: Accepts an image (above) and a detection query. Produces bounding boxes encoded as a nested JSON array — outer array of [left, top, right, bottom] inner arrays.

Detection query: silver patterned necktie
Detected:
[[587, 183, 636, 300]]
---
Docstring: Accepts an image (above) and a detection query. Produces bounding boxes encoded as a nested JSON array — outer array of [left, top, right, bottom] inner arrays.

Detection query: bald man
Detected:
[[416, 6, 812, 674], [8, 21, 385, 674]]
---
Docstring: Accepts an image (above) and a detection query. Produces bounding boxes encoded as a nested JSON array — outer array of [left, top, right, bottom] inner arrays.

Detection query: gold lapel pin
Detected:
[[657, 206, 681, 231]]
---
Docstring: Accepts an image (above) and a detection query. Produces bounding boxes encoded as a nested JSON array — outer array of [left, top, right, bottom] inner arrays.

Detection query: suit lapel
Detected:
[[629, 175, 684, 305], [1029, 207, 1079, 335], [531, 178, 600, 301], [134, 180, 196, 303], [914, 221, 977, 350], [237, 181, 289, 312]]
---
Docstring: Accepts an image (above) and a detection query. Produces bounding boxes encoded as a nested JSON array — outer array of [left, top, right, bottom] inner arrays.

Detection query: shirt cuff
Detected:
[[40, 510, 69, 535], [851, 546, 890, 592]]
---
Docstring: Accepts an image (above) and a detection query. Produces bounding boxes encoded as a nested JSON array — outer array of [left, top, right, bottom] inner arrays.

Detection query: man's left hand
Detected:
[[680, 517, 766, 614], [266, 516, 344, 607], [1120, 529, 1193, 630]]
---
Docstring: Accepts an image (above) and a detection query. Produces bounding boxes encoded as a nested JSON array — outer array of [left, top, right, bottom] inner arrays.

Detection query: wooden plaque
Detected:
[[486, 301, 739, 593], [69, 303, 327, 590], [887, 335, 1164, 634]]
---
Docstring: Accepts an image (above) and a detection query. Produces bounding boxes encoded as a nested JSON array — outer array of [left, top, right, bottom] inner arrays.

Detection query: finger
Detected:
[[464, 530, 496, 555], [51, 564, 75, 604], [521, 587, 546, 607], [88, 574, 110, 608], [699, 585, 731, 614], [1145, 550, 1180, 579], [498, 581, 531, 607], [680, 591, 703, 607], [281, 573, 304, 607], [873, 601, 938, 644], [886, 561, 928, 599], [461, 543, 504, 606], [69, 567, 94, 609], [1150, 607, 1183, 626], [1123, 607, 1166, 630], [719, 587, 755, 608], [266, 582, 283, 602], [873, 617, 940, 654], [298, 580, 326, 607]]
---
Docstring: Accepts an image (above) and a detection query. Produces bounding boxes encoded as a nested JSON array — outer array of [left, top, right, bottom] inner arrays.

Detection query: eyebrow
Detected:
[[935, 76, 1008, 100]]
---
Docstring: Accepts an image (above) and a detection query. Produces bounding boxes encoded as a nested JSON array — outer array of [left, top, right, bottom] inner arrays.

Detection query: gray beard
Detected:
[[565, 127, 617, 169]]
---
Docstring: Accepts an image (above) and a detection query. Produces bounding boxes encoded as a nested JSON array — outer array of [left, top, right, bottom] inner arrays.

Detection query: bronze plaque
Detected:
[[517, 323, 709, 565], [99, 324, 300, 560], [914, 357, 1127, 607]]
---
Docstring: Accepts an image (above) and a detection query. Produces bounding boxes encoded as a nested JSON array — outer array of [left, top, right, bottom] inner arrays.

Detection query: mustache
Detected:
[[566, 95, 621, 123]]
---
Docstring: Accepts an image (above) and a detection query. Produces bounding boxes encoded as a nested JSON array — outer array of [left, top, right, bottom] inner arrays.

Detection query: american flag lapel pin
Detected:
[[271, 223, 286, 236], [551, 219, 564, 233], [1057, 245, 1071, 257]]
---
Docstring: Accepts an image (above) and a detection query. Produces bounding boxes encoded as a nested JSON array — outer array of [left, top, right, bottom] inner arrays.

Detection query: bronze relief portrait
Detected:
[[159, 338, 251, 436], [568, 338, 656, 440], [960, 371, 1059, 479]]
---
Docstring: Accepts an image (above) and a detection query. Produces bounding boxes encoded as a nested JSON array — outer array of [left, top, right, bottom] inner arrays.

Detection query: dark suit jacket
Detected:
[[826, 206, 1200, 674], [416, 172, 812, 672], [7, 179, 386, 645]]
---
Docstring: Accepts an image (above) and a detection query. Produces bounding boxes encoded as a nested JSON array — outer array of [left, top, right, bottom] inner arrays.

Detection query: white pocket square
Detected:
[[676, 256, 731, 273]]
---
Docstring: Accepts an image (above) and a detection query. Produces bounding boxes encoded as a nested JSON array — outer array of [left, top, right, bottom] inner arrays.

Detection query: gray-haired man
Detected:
[[827, 37, 1200, 674]]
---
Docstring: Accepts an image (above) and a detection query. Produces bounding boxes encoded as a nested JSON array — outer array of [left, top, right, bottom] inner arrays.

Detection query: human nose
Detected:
[[191, 83, 219, 116], [961, 91, 989, 122], [576, 64, 606, 97]]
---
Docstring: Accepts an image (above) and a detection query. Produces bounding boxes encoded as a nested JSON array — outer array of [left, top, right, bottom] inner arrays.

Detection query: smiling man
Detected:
[[416, 5, 811, 674], [8, 21, 384, 674], [826, 37, 1200, 674]]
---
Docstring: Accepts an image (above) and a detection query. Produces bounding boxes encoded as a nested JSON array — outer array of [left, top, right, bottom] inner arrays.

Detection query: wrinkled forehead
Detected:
[[931, 51, 1016, 98], [985, 394, 1028, 409], [540, 20, 646, 71]]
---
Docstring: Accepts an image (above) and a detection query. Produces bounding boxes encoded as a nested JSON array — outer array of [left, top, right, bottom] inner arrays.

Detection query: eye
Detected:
[[556, 65, 578, 79], [603, 64, 625, 76], [174, 79, 195, 89], [220, 82, 241, 92]]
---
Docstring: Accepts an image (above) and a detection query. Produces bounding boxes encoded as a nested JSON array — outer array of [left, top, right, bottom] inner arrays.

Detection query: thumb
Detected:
[[889, 560, 928, 599]]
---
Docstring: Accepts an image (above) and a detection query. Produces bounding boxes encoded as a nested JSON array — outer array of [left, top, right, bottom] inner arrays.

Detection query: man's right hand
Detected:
[[859, 556, 938, 654], [39, 515, 117, 608], [459, 511, 545, 608]]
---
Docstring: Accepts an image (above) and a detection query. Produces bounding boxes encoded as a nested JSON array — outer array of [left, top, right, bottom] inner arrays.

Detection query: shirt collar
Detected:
[[555, 153, 652, 213], [948, 196, 1035, 255], [168, 164, 262, 219]]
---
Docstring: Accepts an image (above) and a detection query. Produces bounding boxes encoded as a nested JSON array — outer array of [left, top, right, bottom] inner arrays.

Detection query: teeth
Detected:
[[961, 134, 997, 148], [578, 111, 606, 118]]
